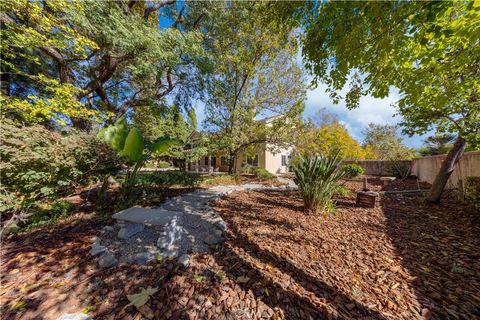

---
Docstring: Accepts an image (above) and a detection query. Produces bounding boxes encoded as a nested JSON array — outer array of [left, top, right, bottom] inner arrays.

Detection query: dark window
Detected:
[[212, 156, 217, 167], [246, 154, 259, 166], [221, 156, 228, 166], [281, 155, 287, 166], [204, 157, 209, 165]]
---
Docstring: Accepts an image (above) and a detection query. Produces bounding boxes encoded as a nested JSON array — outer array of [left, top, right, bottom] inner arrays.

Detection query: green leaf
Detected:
[[122, 128, 144, 163], [151, 137, 176, 155]]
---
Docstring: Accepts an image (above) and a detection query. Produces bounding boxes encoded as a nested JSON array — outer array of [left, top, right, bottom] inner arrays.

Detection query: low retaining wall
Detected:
[[411, 151, 480, 188], [342, 160, 411, 176]]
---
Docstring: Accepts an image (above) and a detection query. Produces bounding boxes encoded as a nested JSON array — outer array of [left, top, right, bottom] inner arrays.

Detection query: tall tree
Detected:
[[363, 124, 415, 160], [419, 134, 456, 156], [202, 1, 306, 173], [297, 109, 375, 160], [272, 1, 480, 202], [1, 0, 207, 128]]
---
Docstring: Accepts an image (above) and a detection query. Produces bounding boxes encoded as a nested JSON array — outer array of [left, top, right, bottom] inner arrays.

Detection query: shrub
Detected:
[[342, 163, 364, 178], [135, 171, 202, 188], [388, 161, 412, 180], [335, 185, 352, 197], [293, 152, 347, 214], [202, 174, 240, 187], [0, 119, 122, 213], [241, 164, 255, 174], [254, 168, 277, 181], [464, 177, 480, 210], [158, 161, 171, 169]]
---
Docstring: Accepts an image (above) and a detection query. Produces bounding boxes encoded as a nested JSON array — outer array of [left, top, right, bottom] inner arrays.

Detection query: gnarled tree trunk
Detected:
[[426, 136, 466, 203]]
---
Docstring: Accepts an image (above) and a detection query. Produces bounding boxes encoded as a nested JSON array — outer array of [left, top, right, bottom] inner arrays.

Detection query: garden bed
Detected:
[[1, 179, 478, 319]]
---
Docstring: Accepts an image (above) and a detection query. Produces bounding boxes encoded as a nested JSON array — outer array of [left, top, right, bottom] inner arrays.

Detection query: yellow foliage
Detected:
[[298, 121, 371, 160]]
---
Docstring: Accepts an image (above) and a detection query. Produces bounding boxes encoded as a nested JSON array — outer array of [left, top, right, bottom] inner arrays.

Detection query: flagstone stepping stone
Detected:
[[58, 314, 92, 320], [113, 207, 180, 226]]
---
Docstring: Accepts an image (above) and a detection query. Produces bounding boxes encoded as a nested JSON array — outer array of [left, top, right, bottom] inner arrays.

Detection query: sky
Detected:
[[193, 82, 429, 149], [303, 81, 429, 149]]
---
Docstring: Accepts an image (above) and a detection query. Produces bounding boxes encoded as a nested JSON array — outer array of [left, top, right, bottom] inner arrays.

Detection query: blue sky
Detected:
[[303, 81, 429, 148], [193, 83, 429, 149]]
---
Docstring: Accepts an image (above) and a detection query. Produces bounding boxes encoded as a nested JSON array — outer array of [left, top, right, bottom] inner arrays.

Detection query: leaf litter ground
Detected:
[[1, 178, 479, 319]]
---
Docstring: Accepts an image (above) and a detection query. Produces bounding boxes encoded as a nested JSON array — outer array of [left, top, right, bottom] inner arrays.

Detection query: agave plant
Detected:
[[98, 117, 176, 199], [292, 151, 347, 214]]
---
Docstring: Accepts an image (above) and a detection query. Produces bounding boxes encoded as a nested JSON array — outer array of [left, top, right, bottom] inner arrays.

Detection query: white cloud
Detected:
[[304, 80, 427, 148]]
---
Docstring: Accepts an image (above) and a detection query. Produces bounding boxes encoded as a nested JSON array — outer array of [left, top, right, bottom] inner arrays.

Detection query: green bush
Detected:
[[135, 171, 202, 188], [465, 176, 480, 210], [241, 164, 255, 174], [0, 119, 123, 213], [202, 174, 240, 186], [342, 163, 364, 178], [158, 161, 171, 169], [293, 152, 347, 214], [254, 167, 277, 181]]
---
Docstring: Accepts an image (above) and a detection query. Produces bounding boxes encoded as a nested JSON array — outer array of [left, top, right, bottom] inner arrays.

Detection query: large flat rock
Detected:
[[113, 207, 182, 225]]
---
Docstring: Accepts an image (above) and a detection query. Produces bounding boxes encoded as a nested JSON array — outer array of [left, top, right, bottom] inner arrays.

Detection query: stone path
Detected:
[[90, 183, 293, 268]]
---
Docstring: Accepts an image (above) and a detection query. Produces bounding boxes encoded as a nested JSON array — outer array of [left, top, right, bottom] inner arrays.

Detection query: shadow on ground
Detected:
[[381, 190, 480, 318]]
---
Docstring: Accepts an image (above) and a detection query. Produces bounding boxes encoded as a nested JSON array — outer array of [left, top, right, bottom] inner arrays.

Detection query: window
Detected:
[[221, 156, 228, 166], [246, 154, 259, 167], [281, 155, 287, 166], [204, 156, 209, 165]]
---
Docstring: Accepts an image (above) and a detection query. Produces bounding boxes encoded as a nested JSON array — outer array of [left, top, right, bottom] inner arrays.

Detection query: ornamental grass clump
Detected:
[[292, 151, 347, 214]]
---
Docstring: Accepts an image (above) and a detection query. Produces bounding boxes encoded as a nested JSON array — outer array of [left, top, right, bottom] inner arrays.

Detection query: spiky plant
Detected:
[[292, 151, 347, 214]]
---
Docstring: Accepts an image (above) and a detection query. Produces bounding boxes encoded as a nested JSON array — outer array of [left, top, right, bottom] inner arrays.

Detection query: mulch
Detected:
[[1, 179, 479, 319]]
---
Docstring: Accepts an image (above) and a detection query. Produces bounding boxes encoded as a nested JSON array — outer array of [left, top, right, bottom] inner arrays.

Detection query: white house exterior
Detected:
[[189, 116, 294, 174]]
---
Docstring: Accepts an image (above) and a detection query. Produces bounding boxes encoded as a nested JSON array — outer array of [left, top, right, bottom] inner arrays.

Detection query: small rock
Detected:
[[135, 252, 155, 265], [178, 254, 190, 268], [58, 314, 92, 320], [98, 252, 117, 269], [90, 236, 100, 243], [118, 222, 144, 240], [214, 220, 227, 232], [103, 225, 114, 232], [90, 242, 107, 256]]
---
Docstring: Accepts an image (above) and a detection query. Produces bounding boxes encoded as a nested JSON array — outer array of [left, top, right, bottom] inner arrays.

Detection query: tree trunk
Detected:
[[426, 136, 466, 203], [228, 153, 236, 174]]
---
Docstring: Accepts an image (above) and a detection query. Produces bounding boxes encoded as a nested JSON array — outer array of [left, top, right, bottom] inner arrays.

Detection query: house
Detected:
[[189, 116, 293, 174]]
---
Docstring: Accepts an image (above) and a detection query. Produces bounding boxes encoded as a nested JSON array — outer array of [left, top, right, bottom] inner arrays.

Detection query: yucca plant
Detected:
[[292, 151, 347, 214]]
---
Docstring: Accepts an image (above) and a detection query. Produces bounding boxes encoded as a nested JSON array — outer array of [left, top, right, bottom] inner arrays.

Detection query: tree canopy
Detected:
[[202, 1, 306, 172], [1, 0, 207, 127], [297, 110, 375, 160]]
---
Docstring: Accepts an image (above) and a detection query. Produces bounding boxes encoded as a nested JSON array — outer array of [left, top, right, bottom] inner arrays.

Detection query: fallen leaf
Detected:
[[125, 286, 158, 309]]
